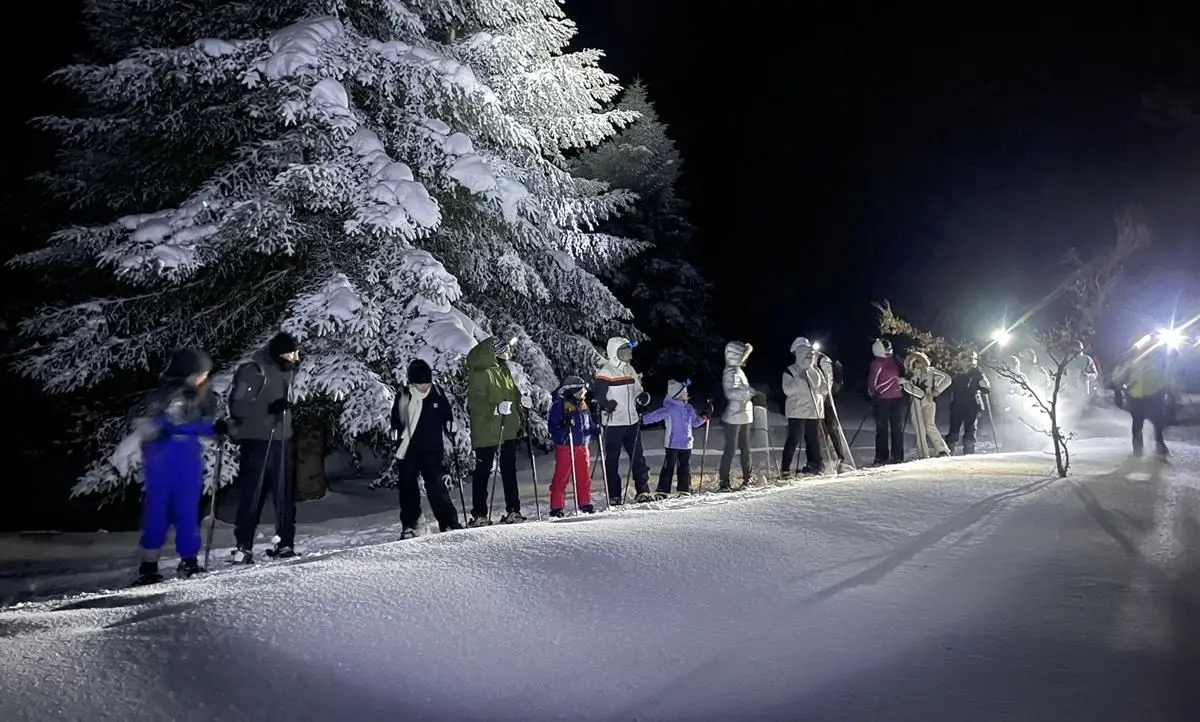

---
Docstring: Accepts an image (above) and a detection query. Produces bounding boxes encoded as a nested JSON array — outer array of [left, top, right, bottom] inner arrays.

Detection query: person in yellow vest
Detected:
[[1113, 351, 1174, 458]]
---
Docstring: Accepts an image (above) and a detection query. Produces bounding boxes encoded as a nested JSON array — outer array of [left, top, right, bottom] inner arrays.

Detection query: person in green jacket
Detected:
[[465, 336, 528, 525], [1113, 349, 1174, 458]]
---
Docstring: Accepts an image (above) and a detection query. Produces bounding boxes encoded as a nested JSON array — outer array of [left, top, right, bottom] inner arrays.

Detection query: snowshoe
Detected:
[[674, 491, 692, 498], [133, 562, 163, 586], [177, 557, 206, 578], [499, 511, 527, 524], [230, 547, 254, 565], [439, 522, 464, 532], [468, 515, 492, 528], [400, 528, 417, 540], [635, 492, 655, 503], [264, 545, 298, 559], [549, 508, 565, 518], [716, 483, 734, 493], [799, 465, 821, 476], [653, 491, 671, 501], [779, 470, 791, 480], [579, 504, 596, 514]]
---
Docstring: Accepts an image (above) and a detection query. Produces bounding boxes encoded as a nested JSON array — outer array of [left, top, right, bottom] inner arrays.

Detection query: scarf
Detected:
[[395, 384, 431, 460]]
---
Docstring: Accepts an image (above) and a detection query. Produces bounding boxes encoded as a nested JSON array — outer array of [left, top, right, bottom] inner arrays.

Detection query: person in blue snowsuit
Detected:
[[135, 348, 228, 585]]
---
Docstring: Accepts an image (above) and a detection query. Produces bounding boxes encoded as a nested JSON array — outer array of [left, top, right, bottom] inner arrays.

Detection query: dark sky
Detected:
[[5, 3, 1200, 371]]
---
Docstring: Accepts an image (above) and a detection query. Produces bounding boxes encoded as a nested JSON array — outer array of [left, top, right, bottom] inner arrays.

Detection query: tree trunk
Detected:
[[294, 424, 327, 501]]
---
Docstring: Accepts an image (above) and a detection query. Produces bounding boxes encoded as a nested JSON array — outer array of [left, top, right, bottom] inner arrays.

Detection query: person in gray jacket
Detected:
[[781, 337, 831, 477], [719, 341, 757, 490], [229, 331, 301, 563]]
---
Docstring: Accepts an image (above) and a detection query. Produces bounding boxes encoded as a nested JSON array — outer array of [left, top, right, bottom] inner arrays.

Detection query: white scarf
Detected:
[[395, 384, 431, 460]]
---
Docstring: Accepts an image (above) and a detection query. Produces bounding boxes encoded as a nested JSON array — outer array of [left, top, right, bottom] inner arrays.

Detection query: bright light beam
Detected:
[[991, 328, 1011, 347], [1157, 327, 1186, 350]]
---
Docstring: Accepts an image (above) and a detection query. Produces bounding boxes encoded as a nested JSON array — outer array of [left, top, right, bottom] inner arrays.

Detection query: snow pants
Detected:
[[398, 448, 460, 530], [471, 439, 520, 517], [603, 424, 650, 500], [656, 448, 693, 494], [781, 418, 823, 472], [872, 397, 905, 463], [233, 439, 296, 549], [550, 442, 591, 510], [719, 422, 753, 485], [913, 402, 950, 456], [140, 440, 204, 561], [945, 404, 980, 454], [1128, 394, 1167, 454]]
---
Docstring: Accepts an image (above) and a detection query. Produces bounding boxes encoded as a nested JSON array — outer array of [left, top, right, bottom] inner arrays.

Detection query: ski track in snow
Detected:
[[2, 425, 1200, 720]]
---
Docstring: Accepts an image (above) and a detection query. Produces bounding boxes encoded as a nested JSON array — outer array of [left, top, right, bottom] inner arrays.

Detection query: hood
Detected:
[[606, 336, 632, 361], [724, 341, 752, 367], [162, 348, 212, 381], [789, 336, 812, 355], [906, 350, 930, 370], [871, 338, 892, 358], [465, 337, 499, 371]]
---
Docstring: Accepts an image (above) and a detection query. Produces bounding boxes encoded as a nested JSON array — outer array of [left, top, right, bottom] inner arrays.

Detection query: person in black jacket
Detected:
[[390, 359, 463, 538], [229, 331, 300, 562], [945, 351, 992, 455]]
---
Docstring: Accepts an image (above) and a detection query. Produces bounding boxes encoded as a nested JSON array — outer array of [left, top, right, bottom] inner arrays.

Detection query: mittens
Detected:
[[495, 400, 513, 416]]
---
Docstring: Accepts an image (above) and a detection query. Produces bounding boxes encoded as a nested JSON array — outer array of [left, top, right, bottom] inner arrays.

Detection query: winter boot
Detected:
[[717, 480, 733, 492], [439, 521, 464, 532], [400, 528, 417, 540], [230, 546, 254, 565], [635, 492, 655, 503], [674, 491, 691, 498], [468, 515, 492, 528], [549, 508, 565, 518], [608, 496, 624, 506], [579, 504, 596, 514], [780, 469, 791, 480], [1155, 442, 1169, 458], [177, 557, 205, 578], [134, 562, 163, 586], [265, 543, 298, 559], [499, 510, 526, 524]]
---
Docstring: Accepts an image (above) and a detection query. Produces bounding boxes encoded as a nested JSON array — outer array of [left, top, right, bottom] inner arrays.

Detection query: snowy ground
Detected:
[[2, 404, 1200, 720]]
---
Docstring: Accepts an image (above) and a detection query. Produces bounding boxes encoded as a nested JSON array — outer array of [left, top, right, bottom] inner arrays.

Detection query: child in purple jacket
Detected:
[[641, 379, 710, 498]]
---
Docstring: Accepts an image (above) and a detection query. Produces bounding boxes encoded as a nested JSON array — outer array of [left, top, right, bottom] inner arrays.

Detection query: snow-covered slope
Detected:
[[2, 437, 1199, 721]]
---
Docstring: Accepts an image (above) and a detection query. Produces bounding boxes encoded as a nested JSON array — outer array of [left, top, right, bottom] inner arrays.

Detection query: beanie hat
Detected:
[[667, 379, 687, 398], [268, 331, 300, 359], [789, 337, 812, 354], [407, 358, 433, 385], [871, 338, 892, 358], [162, 348, 212, 380], [559, 375, 587, 394], [492, 335, 517, 357]]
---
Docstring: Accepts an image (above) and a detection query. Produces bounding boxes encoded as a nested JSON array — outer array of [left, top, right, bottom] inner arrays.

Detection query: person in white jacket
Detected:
[[719, 340, 757, 490], [903, 350, 952, 457], [593, 336, 652, 504], [780, 337, 831, 476]]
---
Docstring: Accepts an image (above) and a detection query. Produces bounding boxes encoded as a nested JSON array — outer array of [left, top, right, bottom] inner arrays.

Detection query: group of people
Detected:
[[125, 325, 1176, 585]]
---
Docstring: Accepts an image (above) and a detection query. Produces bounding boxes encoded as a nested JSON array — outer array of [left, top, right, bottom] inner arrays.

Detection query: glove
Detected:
[[495, 400, 513, 416], [212, 418, 229, 436], [603, 399, 617, 413], [521, 395, 532, 409], [267, 398, 290, 415], [635, 391, 650, 408]]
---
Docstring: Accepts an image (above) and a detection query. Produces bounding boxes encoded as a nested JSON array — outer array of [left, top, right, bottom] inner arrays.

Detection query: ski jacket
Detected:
[[593, 337, 644, 427], [868, 355, 904, 400], [782, 355, 830, 420], [904, 351, 952, 406], [228, 348, 294, 441], [548, 392, 596, 446], [642, 396, 707, 450], [389, 383, 456, 455], [137, 381, 216, 489], [464, 337, 523, 448], [722, 341, 755, 425], [1116, 357, 1173, 399], [949, 367, 991, 410]]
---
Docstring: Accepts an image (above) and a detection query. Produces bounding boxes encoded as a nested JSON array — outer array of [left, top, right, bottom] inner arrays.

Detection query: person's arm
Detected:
[[724, 369, 753, 403], [641, 406, 668, 425]]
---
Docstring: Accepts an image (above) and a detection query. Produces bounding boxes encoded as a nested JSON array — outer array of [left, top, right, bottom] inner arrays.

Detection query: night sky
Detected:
[[5, 4, 1200, 370]]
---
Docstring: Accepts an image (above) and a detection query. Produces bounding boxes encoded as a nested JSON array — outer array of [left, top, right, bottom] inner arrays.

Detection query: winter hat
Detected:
[[871, 338, 892, 358], [492, 335, 517, 358], [268, 331, 300, 359], [407, 359, 433, 385], [906, 350, 930, 370], [162, 348, 212, 380], [790, 336, 812, 354], [667, 379, 687, 398], [559, 375, 587, 394]]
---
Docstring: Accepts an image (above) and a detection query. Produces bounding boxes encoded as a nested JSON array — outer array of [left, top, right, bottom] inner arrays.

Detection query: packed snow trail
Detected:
[[1, 439, 1198, 721]]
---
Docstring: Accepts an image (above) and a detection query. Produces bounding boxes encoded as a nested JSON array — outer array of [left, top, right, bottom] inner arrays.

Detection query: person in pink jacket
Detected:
[[867, 338, 905, 464]]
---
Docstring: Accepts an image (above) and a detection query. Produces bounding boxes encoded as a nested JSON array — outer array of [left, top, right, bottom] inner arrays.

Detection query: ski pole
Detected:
[[453, 453, 468, 521], [697, 402, 711, 494], [596, 417, 610, 511], [983, 395, 1000, 451], [847, 408, 868, 448], [526, 425, 542, 520], [202, 436, 226, 569], [567, 420, 579, 513], [487, 413, 507, 520], [826, 395, 856, 471]]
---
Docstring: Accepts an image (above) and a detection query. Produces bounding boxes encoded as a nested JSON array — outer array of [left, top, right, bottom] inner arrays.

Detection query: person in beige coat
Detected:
[[903, 351, 952, 457], [781, 337, 831, 476]]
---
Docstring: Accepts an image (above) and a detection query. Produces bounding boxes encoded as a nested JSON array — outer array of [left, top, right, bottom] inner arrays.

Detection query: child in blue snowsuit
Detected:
[[641, 379, 710, 498], [134, 348, 228, 585]]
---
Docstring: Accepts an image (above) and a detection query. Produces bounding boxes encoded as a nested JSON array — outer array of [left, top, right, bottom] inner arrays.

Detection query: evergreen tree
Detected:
[[10, 0, 641, 496], [572, 80, 719, 385]]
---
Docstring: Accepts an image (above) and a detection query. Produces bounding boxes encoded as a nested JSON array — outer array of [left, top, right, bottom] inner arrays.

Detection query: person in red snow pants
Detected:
[[547, 376, 597, 516]]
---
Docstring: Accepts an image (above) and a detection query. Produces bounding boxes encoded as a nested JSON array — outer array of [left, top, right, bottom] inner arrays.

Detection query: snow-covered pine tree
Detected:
[[10, 0, 642, 497], [571, 80, 719, 384]]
